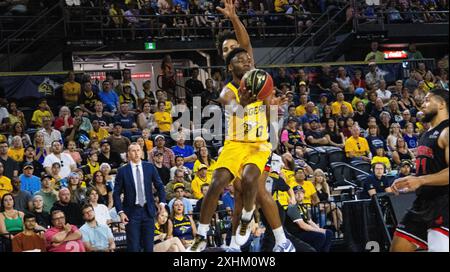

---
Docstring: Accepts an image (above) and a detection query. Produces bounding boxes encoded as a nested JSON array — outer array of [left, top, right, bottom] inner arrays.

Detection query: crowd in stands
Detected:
[[0, 38, 449, 251], [349, 0, 449, 24]]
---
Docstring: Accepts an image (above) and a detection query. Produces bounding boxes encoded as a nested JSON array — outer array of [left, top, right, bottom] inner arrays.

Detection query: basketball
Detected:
[[239, 69, 274, 101]]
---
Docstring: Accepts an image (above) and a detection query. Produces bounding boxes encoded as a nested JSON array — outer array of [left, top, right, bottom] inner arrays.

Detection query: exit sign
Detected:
[[144, 42, 156, 50]]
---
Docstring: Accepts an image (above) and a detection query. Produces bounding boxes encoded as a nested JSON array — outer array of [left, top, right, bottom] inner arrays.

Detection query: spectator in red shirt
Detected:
[[54, 106, 74, 134], [44, 210, 85, 252]]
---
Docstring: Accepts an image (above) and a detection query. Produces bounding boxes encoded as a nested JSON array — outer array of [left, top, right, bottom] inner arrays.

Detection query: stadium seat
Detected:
[[323, 146, 346, 164], [330, 162, 353, 187], [350, 160, 371, 179], [306, 148, 328, 171]]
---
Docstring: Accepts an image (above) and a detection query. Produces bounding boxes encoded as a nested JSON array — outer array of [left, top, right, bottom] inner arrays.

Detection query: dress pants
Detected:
[[126, 205, 155, 252]]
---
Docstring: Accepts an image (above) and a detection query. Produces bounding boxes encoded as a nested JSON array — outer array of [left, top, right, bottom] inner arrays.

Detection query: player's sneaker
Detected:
[[235, 216, 253, 246], [273, 239, 296, 252], [187, 235, 207, 252]]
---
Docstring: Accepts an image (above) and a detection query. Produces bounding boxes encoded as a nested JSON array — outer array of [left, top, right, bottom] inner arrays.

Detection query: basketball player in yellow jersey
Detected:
[[189, 48, 294, 252]]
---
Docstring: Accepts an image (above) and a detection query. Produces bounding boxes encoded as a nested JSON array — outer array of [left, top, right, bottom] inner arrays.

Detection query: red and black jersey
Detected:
[[415, 119, 449, 199]]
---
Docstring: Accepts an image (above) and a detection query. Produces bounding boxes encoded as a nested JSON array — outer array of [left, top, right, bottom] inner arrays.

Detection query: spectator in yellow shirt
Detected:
[[331, 91, 354, 116], [293, 168, 319, 206], [0, 162, 12, 199], [154, 101, 173, 133], [62, 71, 81, 108], [7, 136, 24, 162], [295, 94, 308, 116], [193, 146, 216, 180], [31, 99, 53, 128], [191, 164, 211, 200], [344, 125, 371, 162], [89, 120, 110, 142], [364, 41, 385, 63], [274, 0, 289, 12], [371, 147, 391, 172]]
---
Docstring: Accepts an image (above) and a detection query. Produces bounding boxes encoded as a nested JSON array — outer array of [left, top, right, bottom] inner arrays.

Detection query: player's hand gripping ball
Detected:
[[239, 69, 274, 101]]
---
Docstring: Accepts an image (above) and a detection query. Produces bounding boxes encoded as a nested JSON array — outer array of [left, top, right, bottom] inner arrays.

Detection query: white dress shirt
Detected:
[[130, 161, 146, 205]]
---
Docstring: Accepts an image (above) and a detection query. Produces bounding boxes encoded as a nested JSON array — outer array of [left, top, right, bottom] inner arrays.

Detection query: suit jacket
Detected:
[[113, 161, 166, 218]]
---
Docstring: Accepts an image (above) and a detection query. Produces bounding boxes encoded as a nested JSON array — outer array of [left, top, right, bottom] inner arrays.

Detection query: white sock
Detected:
[[229, 236, 240, 249], [241, 207, 255, 221], [197, 223, 210, 237], [273, 227, 287, 245]]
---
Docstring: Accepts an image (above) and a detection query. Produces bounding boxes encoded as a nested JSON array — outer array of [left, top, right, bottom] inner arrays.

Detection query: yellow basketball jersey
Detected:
[[227, 100, 269, 142]]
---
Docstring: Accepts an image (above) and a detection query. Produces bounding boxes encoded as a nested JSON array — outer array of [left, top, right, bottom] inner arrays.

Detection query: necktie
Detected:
[[136, 165, 145, 207]]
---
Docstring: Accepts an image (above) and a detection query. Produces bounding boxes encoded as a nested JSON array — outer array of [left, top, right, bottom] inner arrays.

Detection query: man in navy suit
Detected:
[[113, 143, 166, 252]]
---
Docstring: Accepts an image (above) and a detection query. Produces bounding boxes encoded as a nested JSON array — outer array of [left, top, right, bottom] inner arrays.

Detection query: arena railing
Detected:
[[63, 6, 323, 40]]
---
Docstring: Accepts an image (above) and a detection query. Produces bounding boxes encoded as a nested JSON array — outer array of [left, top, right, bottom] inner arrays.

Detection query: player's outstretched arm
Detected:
[[217, 0, 253, 62]]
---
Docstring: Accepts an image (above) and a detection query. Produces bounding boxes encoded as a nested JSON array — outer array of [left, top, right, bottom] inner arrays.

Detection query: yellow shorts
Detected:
[[213, 140, 272, 181]]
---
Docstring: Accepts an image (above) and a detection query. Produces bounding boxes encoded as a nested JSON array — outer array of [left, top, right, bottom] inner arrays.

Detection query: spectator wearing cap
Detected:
[[362, 162, 392, 199], [11, 176, 33, 212], [364, 41, 384, 63], [365, 62, 384, 89], [98, 139, 123, 171], [376, 80, 392, 104], [171, 132, 196, 170], [31, 99, 53, 128], [285, 185, 333, 252], [19, 162, 41, 195], [191, 164, 211, 200], [168, 183, 193, 215], [149, 135, 175, 169], [304, 119, 329, 147], [331, 91, 354, 117], [396, 160, 413, 179], [43, 140, 77, 180], [106, 123, 131, 155], [50, 188, 83, 227], [154, 101, 173, 133], [34, 175, 58, 214], [39, 116, 62, 149], [153, 151, 171, 186], [79, 81, 101, 116], [300, 102, 320, 125], [336, 66, 355, 93], [294, 69, 309, 91], [351, 87, 367, 108], [344, 125, 371, 163], [12, 213, 47, 252]]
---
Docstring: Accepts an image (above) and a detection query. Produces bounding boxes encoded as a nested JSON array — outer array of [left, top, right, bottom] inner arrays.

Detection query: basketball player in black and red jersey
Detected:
[[390, 88, 449, 252]]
